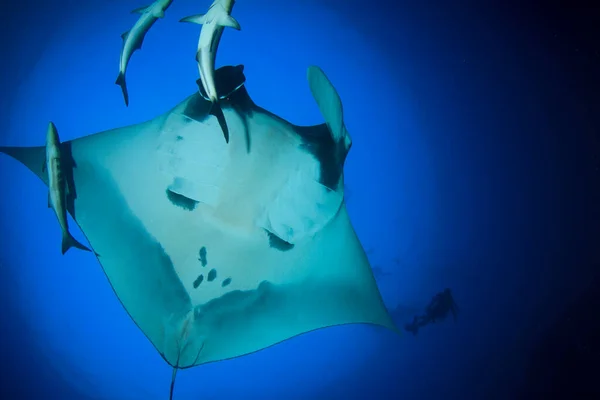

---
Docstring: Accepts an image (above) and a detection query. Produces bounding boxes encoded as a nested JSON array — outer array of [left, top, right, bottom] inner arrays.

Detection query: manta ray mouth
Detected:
[[197, 64, 246, 102]]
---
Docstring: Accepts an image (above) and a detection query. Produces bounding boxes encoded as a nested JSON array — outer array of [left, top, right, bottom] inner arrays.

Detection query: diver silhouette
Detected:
[[405, 288, 458, 335]]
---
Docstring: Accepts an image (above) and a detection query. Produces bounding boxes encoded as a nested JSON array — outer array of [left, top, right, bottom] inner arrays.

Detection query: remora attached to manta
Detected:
[[43, 121, 92, 255], [181, 0, 241, 143], [116, 0, 174, 106], [0, 65, 398, 398]]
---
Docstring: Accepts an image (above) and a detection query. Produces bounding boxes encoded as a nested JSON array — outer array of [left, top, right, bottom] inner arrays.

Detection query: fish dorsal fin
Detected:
[[131, 5, 150, 14], [180, 14, 207, 25], [120, 30, 130, 41], [306, 66, 352, 149]]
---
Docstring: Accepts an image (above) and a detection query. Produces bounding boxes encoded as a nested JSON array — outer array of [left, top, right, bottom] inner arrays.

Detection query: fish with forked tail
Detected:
[[180, 0, 241, 143], [116, 0, 174, 106], [43, 122, 91, 255]]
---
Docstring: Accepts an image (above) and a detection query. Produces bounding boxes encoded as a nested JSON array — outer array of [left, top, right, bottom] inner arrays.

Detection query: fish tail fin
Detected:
[[61, 232, 91, 255], [115, 72, 129, 107], [169, 366, 178, 400], [210, 102, 229, 143]]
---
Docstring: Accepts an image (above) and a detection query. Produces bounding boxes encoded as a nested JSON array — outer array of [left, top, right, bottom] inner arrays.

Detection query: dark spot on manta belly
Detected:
[[193, 274, 204, 288], [265, 231, 295, 252], [207, 268, 217, 282], [166, 189, 198, 211], [221, 278, 232, 287], [198, 246, 207, 266]]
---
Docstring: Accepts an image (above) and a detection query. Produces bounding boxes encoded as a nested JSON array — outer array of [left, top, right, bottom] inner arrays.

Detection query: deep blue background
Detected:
[[1, 0, 598, 399]]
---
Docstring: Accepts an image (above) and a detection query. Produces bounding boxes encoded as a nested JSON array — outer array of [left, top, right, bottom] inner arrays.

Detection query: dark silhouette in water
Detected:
[[405, 288, 458, 335]]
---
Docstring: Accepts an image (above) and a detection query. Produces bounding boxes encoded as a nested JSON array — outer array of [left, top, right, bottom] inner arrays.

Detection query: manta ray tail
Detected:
[[115, 72, 129, 107], [169, 367, 178, 400], [210, 102, 229, 143], [62, 232, 91, 255]]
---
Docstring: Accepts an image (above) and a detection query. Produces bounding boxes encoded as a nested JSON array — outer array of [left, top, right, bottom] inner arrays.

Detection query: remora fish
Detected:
[[115, 0, 174, 106], [180, 0, 241, 143], [43, 122, 91, 255]]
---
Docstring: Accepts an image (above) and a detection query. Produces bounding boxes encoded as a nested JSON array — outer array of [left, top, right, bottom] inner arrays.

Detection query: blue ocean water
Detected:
[[1, 0, 598, 399]]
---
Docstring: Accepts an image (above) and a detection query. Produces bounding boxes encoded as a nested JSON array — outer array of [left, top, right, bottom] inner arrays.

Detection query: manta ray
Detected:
[[0, 65, 399, 398]]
